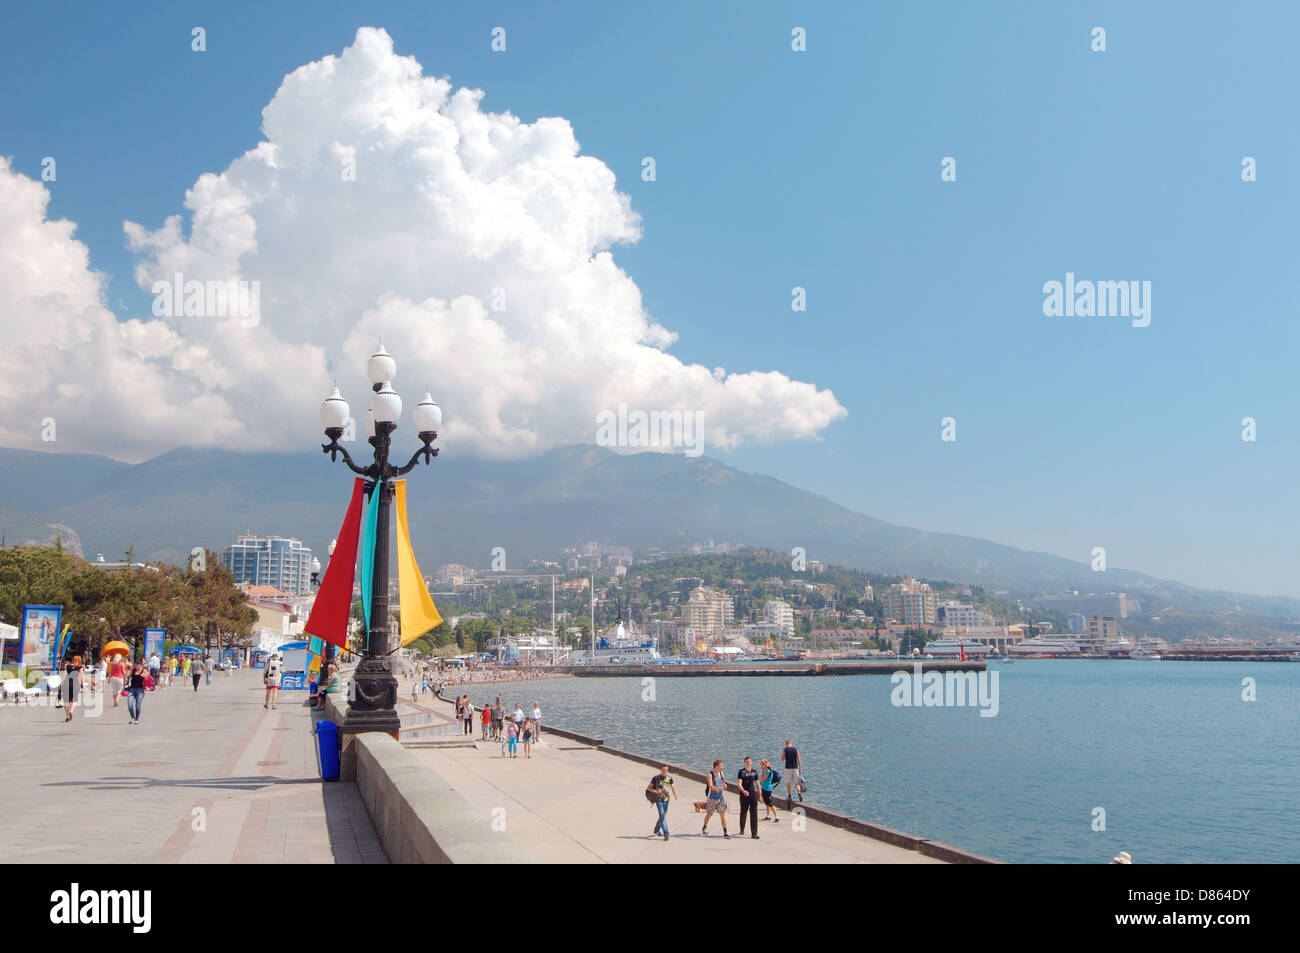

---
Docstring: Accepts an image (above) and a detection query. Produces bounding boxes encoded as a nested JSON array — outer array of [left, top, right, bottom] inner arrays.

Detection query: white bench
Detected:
[[1, 678, 42, 703]]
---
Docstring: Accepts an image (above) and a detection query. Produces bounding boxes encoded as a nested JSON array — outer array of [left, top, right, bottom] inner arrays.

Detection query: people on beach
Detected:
[[736, 756, 761, 839], [782, 739, 803, 810], [60, 655, 84, 722], [263, 654, 282, 709], [702, 758, 730, 838], [646, 765, 677, 841], [127, 661, 147, 724], [760, 759, 780, 823]]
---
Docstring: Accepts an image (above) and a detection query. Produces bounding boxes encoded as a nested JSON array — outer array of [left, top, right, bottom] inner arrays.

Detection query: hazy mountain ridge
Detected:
[[0, 444, 1296, 619]]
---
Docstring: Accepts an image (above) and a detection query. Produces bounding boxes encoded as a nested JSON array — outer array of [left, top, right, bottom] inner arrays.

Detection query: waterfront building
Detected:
[[883, 577, 937, 626], [221, 535, 314, 595], [764, 599, 795, 638], [936, 602, 990, 628]]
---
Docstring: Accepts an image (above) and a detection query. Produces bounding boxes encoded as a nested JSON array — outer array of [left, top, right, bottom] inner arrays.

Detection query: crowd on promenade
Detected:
[[9, 650, 230, 725], [644, 739, 807, 841]]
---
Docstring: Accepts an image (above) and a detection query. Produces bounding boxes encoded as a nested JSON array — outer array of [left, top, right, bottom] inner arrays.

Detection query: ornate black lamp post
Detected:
[[318, 344, 441, 737]]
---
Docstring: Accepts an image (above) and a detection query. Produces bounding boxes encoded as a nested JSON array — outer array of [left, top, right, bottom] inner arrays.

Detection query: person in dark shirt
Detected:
[[736, 756, 761, 838], [782, 739, 803, 810], [127, 661, 148, 725]]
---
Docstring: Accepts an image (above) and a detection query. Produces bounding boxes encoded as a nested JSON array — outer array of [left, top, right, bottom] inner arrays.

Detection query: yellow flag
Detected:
[[394, 479, 443, 645]]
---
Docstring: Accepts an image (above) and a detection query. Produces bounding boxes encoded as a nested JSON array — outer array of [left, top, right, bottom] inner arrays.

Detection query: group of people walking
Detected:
[[53, 650, 225, 724], [645, 738, 806, 841], [451, 695, 542, 759]]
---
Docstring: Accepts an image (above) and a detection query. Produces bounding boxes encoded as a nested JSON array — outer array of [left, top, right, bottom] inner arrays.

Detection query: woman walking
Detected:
[[760, 759, 781, 823], [521, 719, 534, 759], [127, 660, 148, 725], [263, 654, 282, 709], [60, 655, 85, 722], [702, 759, 731, 838], [507, 719, 519, 758]]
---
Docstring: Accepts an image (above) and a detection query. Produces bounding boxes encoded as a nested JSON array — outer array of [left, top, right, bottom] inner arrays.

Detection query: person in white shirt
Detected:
[[531, 702, 542, 739]]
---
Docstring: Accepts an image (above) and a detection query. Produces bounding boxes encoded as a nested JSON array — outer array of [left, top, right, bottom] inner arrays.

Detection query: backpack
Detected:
[[768, 768, 782, 788], [646, 776, 663, 804]]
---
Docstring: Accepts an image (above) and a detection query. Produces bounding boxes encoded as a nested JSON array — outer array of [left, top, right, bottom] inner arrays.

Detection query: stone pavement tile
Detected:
[[1, 669, 386, 865]]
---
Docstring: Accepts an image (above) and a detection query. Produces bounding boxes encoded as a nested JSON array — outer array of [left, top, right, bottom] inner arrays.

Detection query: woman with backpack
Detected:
[[702, 758, 731, 838], [760, 759, 781, 823]]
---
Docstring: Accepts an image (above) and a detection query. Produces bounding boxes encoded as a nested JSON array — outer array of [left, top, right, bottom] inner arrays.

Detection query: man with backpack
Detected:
[[645, 765, 678, 841]]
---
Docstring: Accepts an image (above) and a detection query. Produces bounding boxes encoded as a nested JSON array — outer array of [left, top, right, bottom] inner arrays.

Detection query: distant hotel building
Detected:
[[764, 599, 795, 638], [936, 601, 990, 629], [682, 586, 735, 637], [883, 577, 937, 626], [221, 535, 314, 596]]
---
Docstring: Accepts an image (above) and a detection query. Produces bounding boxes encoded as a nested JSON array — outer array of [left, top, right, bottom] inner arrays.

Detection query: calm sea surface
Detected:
[[484, 661, 1300, 863]]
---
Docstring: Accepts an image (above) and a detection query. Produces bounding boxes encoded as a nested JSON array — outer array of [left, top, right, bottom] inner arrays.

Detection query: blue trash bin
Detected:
[[315, 720, 340, 781]]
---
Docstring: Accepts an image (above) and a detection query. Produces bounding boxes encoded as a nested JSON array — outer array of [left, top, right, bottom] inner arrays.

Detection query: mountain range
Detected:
[[2, 444, 1296, 620]]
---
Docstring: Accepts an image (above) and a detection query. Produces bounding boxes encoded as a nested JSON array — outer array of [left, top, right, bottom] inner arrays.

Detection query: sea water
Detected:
[[496, 661, 1299, 863]]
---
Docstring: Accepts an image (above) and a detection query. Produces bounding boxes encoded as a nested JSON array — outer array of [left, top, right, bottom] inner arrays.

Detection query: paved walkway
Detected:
[[0, 668, 386, 864], [409, 701, 943, 864]]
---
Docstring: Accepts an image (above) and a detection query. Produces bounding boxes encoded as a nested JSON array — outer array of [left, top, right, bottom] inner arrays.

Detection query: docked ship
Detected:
[[923, 639, 990, 658], [1009, 635, 1083, 658], [568, 611, 660, 664]]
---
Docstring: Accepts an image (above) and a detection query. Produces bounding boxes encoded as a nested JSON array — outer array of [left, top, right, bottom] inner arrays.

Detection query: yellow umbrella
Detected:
[[101, 640, 131, 658]]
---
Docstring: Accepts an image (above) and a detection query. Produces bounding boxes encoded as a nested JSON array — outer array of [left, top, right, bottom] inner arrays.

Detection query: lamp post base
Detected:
[[340, 658, 402, 738]]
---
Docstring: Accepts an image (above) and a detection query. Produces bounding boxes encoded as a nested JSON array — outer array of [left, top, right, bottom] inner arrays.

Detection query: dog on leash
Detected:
[[691, 801, 711, 813]]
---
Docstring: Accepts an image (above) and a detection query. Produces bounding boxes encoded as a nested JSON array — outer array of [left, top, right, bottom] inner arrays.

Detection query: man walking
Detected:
[[204, 654, 214, 685], [782, 739, 803, 811], [191, 658, 202, 692], [646, 764, 677, 841], [148, 652, 160, 686], [736, 756, 761, 839]]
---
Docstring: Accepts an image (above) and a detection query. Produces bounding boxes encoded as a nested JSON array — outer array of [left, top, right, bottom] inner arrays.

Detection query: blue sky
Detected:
[[2, 1, 1298, 597]]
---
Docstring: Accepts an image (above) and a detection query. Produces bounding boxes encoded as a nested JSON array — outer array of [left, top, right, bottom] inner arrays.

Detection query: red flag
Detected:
[[304, 477, 365, 648]]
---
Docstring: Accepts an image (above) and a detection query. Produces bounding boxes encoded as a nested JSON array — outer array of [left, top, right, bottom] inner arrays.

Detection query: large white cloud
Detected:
[[2, 27, 845, 462]]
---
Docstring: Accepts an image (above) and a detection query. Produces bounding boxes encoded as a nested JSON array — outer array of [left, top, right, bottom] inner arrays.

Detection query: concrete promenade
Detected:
[[0, 668, 386, 864], [408, 695, 944, 864]]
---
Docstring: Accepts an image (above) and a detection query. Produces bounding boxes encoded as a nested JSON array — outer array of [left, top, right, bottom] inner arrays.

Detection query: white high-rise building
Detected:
[[764, 599, 795, 638], [683, 587, 735, 637], [221, 535, 314, 595]]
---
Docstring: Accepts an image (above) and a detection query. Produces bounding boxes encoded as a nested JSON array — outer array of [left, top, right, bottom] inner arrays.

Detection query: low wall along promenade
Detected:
[[324, 683, 998, 864]]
